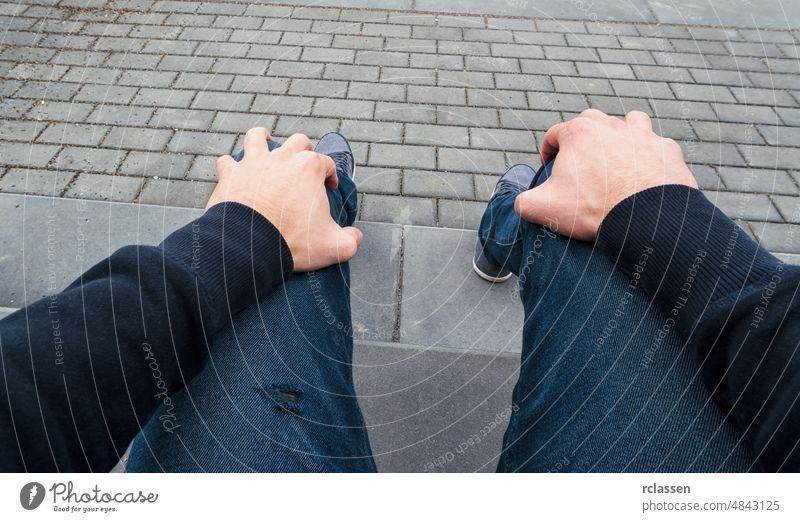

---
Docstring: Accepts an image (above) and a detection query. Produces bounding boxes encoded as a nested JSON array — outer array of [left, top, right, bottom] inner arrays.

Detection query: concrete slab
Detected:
[[399, 225, 524, 353], [354, 341, 519, 472]]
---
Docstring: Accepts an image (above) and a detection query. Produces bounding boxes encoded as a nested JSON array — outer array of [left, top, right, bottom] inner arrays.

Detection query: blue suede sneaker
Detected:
[[315, 132, 355, 180], [472, 164, 537, 283]]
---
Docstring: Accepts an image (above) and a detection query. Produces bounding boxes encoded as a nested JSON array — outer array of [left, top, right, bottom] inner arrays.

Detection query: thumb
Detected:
[[329, 226, 363, 263], [514, 183, 557, 225]]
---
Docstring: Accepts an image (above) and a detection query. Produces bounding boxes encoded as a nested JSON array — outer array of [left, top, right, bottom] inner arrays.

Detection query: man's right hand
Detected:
[[515, 109, 699, 241], [206, 128, 363, 272]]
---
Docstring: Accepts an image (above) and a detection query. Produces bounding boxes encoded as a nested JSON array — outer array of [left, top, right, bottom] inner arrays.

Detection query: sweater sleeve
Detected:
[[597, 184, 800, 472], [0, 202, 292, 472]]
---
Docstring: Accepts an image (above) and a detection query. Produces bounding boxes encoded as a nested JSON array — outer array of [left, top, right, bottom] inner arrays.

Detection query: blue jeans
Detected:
[[480, 161, 755, 472], [126, 140, 376, 472], [128, 153, 754, 472]]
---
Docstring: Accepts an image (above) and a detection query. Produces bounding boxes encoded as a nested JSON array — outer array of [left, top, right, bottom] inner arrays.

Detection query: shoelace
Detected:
[[329, 152, 352, 176]]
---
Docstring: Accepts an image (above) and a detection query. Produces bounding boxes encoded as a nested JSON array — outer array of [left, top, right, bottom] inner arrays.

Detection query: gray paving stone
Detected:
[[167, 130, 236, 155], [714, 104, 779, 125], [375, 102, 436, 123], [302, 47, 355, 64], [54, 147, 126, 173], [273, 116, 340, 137], [730, 87, 797, 108], [229, 75, 289, 95], [554, 76, 614, 96], [38, 122, 108, 146], [118, 70, 177, 88], [268, 60, 325, 78], [740, 141, 800, 170], [436, 105, 499, 128], [174, 72, 234, 91], [776, 107, 800, 126], [758, 125, 800, 148], [0, 168, 74, 197], [465, 55, 520, 73], [403, 170, 474, 199], [408, 85, 466, 106], [683, 141, 743, 166], [750, 222, 800, 254], [405, 124, 469, 147], [355, 167, 403, 194], [772, 195, 800, 223], [438, 199, 486, 229], [157, 55, 215, 73], [313, 98, 374, 119], [89, 104, 153, 126], [437, 69, 494, 89], [150, 108, 216, 131], [324, 64, 379, 83], [467, 89, 527, 109], [191, 89, 253, 112], [0, 120, 44, 143], [120, 150, 194, 179], [348, 82, 406, 102], [546, 45, 598, 62], [339, 120, 402, 143], [179, 152, 216, 181], [649, 98, 716, 120], [64, 173, 143, 202], [0, 143, 58, 167], [251, 94, 313, 115], [409, 52, 464, 70], [438, 147, 506, 175], [210, 112, 277, 134], [576, 62, 635, 80], [355, 50, 409, 67], [611, 79, 674, 99], [717, 166, 798, 195], [470, 127, 535, 153], [399, 225, 522, 350], [689, 164, 725, 191], [133, 88, 197, 108], [8, 63, 68, 81], [494, 73, 552, 92], [691, 121, 764, 144], [102, 126, 173, 151], [361, 193, 435, 226], [498, 109, 562, 131], [703, 190, 782, 221], [370, 143, 436, 169], [380, 66, 436, 85], [138, 178, 215, 208]]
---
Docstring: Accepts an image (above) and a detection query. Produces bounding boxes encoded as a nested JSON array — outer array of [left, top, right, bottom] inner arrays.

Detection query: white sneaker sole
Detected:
[[472, 258, 513, 283]]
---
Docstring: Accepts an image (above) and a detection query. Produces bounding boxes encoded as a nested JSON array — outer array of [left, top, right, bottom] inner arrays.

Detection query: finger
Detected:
[[540, 122, 568, 164], [514, 183, 557, 226], [281, 133, 313, 154], [624, 111, 652, 131], [243, 127, 271, 158], [329, 225, 362, 263], [578, 108, 608, 121], [215, 155, 236, 180], [321, 153, 338, 189]]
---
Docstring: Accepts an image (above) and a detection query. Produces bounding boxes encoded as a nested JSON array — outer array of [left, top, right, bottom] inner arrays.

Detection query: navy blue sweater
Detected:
[[1, 188, 798, 472]]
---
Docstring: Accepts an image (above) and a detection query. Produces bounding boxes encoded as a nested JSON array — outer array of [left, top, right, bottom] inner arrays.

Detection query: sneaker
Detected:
[[315, 132, 356, 180], [472, 164, 537, 283]]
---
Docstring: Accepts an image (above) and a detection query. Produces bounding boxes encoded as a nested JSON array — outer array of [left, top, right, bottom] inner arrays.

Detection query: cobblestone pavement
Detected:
[[2, 0, 800, 255]]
